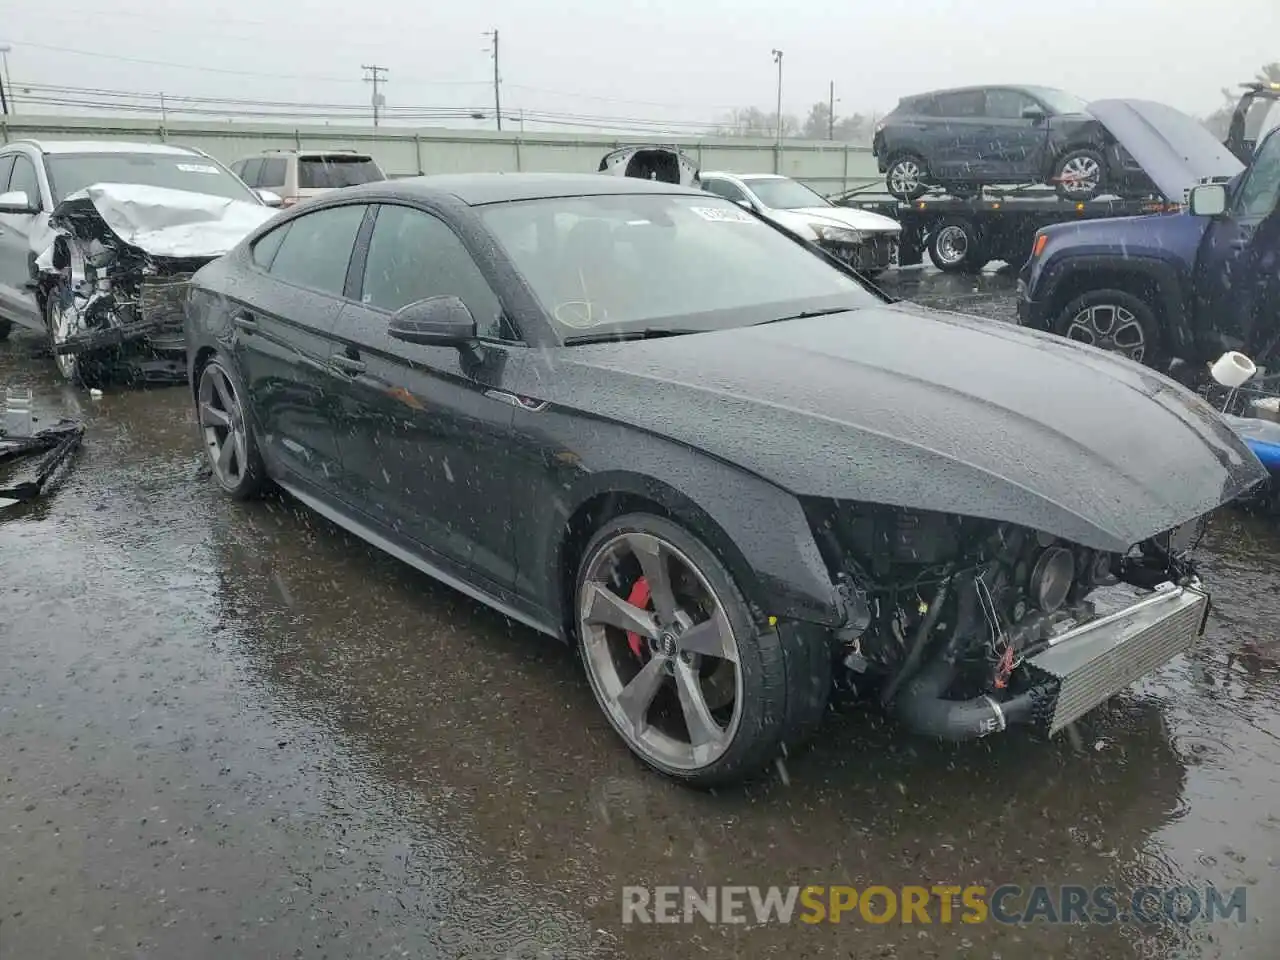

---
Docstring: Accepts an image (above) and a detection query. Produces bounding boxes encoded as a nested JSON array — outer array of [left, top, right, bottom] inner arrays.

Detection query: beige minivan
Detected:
[[229, 150, 386, 207]]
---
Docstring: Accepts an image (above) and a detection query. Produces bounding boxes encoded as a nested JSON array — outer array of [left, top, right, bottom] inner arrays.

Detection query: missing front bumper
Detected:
[[1026, 580, 1209, 734]]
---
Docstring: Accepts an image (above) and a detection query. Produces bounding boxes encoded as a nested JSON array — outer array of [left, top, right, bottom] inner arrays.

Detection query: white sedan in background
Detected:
[[700, 172, 901, 277]]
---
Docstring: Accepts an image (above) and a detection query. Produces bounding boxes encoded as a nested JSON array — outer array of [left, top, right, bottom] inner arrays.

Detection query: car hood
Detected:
[[532, 304, 1264, 552], [1086, 98, 1244, 200], [46, 182, 276, 259], [766, 206, 902, 236]]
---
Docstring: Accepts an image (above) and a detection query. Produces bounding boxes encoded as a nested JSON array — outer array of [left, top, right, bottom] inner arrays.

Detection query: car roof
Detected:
[[700, 171, 787, 182], [337, 172, 707, 206], [11, 140, 203, 157]]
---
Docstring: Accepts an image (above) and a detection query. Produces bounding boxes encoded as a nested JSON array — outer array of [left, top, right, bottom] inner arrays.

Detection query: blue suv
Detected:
[[1018, 103, 1280, 376]]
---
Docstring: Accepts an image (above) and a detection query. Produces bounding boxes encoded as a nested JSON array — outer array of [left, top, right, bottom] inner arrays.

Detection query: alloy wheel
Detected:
[[1064, 303, 1146, 362], [578, 531, 744, 771], [933, 224, 969, 267], [46, 296, 80, 382], [1059, 155, 1101, 196], [889, 159, 923, 197], [198, 363, 250, 490]]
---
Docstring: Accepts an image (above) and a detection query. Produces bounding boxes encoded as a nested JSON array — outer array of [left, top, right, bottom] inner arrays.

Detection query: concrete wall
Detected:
[[0, 115, 880, 197]]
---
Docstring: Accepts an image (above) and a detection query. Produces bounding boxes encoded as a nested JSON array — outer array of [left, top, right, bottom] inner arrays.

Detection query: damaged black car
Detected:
[[185, 174, 1267, 786], [0, 141, 277, 384]]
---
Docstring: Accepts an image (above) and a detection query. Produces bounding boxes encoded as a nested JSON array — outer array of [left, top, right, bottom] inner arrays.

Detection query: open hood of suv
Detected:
[[1086, 98, 1244, 201]]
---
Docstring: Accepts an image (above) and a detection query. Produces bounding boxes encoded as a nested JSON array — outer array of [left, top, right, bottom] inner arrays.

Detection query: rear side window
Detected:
[[251, 223, 291, 270], [258, 159, 288, 188], [935, 90, 985, 118], [267, 204, 367, 296], [298, 156, 384, 189], [240, 158, 265, 187]]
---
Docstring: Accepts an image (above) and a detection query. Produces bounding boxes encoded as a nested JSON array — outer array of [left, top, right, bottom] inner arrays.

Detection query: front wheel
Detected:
[[196, 358, 268, 500], [575, 514, 821, 785], [1054, 288, 1162, 368], [1052, 148, 1106, 200]]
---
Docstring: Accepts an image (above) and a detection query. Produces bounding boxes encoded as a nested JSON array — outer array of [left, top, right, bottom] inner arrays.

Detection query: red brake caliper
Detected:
[[626, 577, 652, 658]]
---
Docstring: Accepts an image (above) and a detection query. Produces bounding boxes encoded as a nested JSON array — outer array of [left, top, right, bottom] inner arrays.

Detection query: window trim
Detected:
[[347, 201, 522, 344]]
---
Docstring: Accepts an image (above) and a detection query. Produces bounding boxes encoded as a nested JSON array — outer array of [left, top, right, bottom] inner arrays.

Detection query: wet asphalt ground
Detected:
[[1, 268, 1278, 960]]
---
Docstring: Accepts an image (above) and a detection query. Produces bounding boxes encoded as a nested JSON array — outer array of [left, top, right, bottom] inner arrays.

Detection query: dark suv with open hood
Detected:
[[872, 85, 1149, 201], [1018, 100, 1279, 375]]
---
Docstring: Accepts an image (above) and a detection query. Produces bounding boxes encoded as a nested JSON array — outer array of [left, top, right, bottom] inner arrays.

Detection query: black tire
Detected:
[[776, 621, 834, 756], [1052, 147, 1107, 200], [0, 319, 12, 342], [928, 217, 986, 273], [1053, 288, 1163, 368], [885, 154, 929, 201], [574, 512, 824, 786], [195, 356, 269, 500]]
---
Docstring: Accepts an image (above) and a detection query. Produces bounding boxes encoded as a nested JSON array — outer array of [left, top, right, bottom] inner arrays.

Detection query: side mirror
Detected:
[[0, 190, 39, 215], [387, 295, 478, 347], [254, 189, 285, 208], [1021, 105, 1046, 122], [1189, 183, 1228, 217]]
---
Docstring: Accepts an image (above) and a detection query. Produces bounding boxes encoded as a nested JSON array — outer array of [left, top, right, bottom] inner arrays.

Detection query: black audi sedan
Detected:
[[185, 173, 1264, 786]]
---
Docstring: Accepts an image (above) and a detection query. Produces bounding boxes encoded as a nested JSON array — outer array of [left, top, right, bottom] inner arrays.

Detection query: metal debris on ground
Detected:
[[0, 386, 85, 509]]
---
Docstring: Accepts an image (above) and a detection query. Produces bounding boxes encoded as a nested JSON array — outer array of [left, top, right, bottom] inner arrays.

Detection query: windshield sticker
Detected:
[[690, 206, 758, 223], [176, 163, 222, 174]]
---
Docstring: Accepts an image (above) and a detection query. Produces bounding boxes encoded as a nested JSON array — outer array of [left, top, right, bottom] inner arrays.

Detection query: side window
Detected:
[[361, 204, 506, 339], [985, 89, 1037, 120], [0, 155, 14, 192], [1235, 131, 1280, 217], [230, 160, 246, 178], [703, 179, 747, 202], [240, 158, 265, 187], [935, 90, 985, 118], [8, 156, 41, 209], [903, 97, 940, 117], [258, 159, 287, 189], [251, 222, 291, 270], [267, 204, 367, 296]]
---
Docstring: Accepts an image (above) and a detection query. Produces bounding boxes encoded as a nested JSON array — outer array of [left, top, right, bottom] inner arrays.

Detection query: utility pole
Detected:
[[0, 45, 11, 116], [483, 29, 502, 131], [771, 49, 784, 146], [362, 64, 388, 127], [828, 81, 835, 139]]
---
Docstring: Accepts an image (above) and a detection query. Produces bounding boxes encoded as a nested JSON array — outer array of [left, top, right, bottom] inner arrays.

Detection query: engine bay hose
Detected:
[[879, 574, 953, 707], [890, 658, 1042, 741]]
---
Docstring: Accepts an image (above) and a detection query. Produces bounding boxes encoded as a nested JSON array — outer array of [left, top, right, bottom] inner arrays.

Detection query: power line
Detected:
[[362, 64, 388, 127]]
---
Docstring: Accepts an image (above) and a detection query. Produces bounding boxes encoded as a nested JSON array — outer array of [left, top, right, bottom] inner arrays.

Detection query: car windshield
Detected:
[[46, 152, 259, 205], [744, 177, 830, 210], [1024, 86, 1090, 115], [478, 193, 875, 341], [298, 156, 384, 189]]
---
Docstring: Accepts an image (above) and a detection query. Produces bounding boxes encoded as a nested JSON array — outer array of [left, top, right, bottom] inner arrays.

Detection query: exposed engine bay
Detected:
[[35, 184, 275, 384], [806, 502, 1209, 740]]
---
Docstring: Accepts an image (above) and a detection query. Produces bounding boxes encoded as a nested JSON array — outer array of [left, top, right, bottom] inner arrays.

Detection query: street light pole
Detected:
[[771, 49, 783, 145], [828, 80, 835, 139], [0, 46, 13, 116]]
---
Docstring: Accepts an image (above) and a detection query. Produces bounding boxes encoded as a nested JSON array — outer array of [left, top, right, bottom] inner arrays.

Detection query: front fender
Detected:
[[510, 406, 843, 639], [1037, 252, 1195, 355]]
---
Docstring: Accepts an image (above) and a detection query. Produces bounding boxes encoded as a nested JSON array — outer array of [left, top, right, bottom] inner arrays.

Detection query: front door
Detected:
[[1195, 127, 1280, 356], [981, 88, 1051, 181], [930, 89, 993, 182], [235, 202, 369, 494], [0, 155, 44, 329], [328, 202, 519, 590]]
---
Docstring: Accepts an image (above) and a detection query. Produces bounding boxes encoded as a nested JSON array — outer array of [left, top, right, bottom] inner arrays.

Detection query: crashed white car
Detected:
[[699, 172, 902, 276], [0, 140, 277, 384]]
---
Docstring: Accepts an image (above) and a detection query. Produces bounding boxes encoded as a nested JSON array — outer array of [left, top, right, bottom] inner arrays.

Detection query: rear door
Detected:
[[236, 202, 370, 494], [1195, 128, 1280, 351], [327, 202, 519, 589], [931, 89, 991, 180]]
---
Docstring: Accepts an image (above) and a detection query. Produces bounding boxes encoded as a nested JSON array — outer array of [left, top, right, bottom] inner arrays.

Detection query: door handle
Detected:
[[330, 350, 366, 375], [233, 313, 259, 332]]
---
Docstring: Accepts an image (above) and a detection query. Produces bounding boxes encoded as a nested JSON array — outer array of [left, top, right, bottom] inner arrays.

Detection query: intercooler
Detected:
[[137, 272, 194, 351], [1027, 581, 1209, 734]]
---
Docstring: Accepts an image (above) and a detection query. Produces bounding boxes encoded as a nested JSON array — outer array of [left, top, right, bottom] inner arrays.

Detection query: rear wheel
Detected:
[[1054, 288, 1162, 367], [886, 154, 929, 201], [928, 217, 987, 273], [575, 513, 821, 785], [197, 358, 268, 500]]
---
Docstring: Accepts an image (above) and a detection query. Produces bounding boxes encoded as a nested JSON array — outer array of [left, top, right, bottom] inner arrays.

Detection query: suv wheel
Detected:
[[1052, 148, 1106, 200], [886, 155, 928, 201], [1054, 288, 1161, 367]]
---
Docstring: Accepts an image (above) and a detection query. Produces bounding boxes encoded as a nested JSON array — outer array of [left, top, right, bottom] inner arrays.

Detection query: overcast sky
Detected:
[[3, 0, 1277, 131]]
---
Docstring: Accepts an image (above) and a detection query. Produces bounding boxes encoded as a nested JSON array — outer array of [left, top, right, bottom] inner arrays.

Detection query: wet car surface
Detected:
[[2, 269, 1278, 959]]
